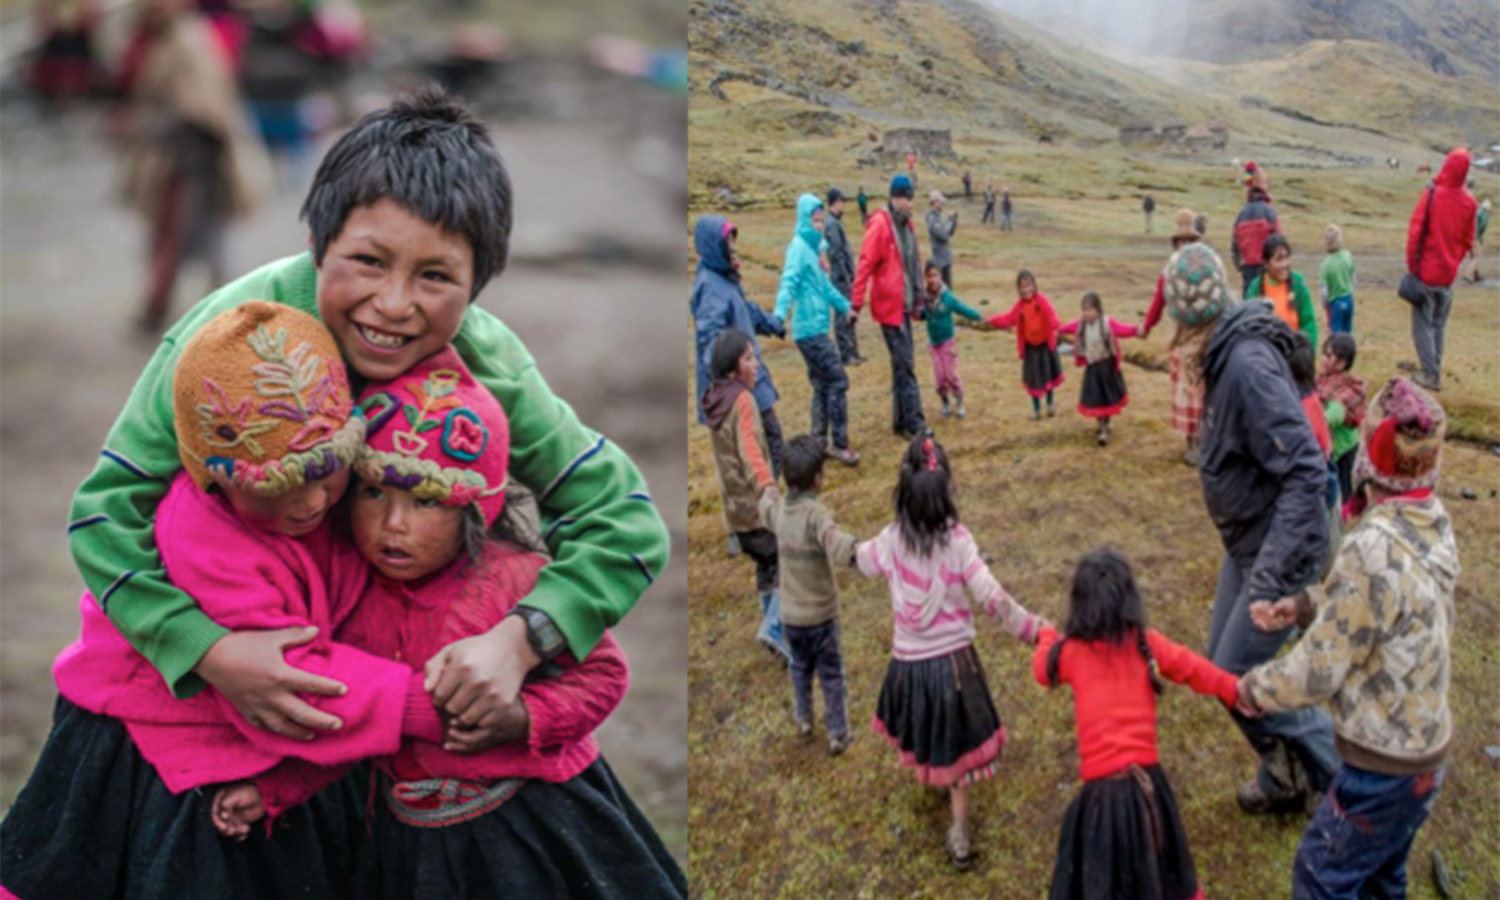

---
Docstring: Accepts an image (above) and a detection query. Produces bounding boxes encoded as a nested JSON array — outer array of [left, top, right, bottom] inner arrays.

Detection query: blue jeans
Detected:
[[796, 334, 850, 450], [1208, 554, 1340, 797], [1292, 764, 1444, 900], [785, 619, 849, 738], [1328, 294, 1354, 334]]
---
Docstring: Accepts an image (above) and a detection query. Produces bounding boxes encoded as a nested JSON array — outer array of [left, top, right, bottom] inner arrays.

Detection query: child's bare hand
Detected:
[[212, 781, 265, 841], [195, 628, 347, 740], [1234, 677, 1262, 718], [425, 616, 540, 743], [1249, 598, 1299, 633], [444, 696, 531, 753]]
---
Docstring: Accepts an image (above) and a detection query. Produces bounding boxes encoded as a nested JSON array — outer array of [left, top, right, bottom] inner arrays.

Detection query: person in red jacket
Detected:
[[853, 173, 929, 438], [1231, 161, 1283, 297], [1405, 147, 1477, 392], [1035, 548, 1250, 900]]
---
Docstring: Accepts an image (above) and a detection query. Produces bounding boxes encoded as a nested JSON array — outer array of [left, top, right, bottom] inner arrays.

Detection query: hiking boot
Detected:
[[1412, 372, 1442, 392], [726, 533, 742, 558], [941, 398, 952, 418], [827, 446, 860, 467], [828, 733, 851, 756], [1236, 777, 1308, 816], [956, 399, 967, 419], [946, 821, 974, 871], [796, 718, 814, 740], [847, 355, 866, 367]]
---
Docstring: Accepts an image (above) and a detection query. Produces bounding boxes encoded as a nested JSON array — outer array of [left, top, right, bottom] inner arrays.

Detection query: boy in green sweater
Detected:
[[67, 87, 668, 749], [1319, 223, 1356, 334], [916, 261, 983, 418]]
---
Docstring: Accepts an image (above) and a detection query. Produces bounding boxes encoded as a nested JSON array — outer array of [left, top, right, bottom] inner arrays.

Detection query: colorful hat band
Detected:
[[353, 448, 506, 508], [202, 416, 366, 497]]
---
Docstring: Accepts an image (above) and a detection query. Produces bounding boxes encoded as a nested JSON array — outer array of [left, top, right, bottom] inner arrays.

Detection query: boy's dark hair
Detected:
[[711, 328, 753, 381], [924, 259, 940, 273], [1016, 269, 1037, 292], [783, 435, 825, 492], [1262, 233, 1292, 261], [1081, 291, 1103, 314], [1324, 332, 1357, 370], [1287, 331, 1317, 392], [893, 435, 958, 557], [300, 85, 512, 301], [1048, 547, 1164, 694]]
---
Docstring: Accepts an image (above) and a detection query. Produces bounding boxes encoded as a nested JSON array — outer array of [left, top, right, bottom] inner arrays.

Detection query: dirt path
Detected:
[[0, 102, 687, 857]]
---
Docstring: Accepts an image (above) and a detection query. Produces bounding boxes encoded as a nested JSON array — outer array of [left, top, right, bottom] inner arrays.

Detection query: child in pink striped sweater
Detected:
[[858, 435, 1049, 871]]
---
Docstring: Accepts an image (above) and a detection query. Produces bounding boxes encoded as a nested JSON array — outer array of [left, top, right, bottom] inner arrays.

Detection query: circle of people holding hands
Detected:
[[691, 148, 1479, 898]]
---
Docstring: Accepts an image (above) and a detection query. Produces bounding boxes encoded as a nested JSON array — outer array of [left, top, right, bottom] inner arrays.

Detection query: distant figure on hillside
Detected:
[[1467, 197, 1490, 283], [1000, 188, 1013, 231], [856, 185, 869, 225], [1142, 193, 1155, 234], [852, 173, 929, 439], [981, 181, 996, 226], [962, 170, 972, 199], [824, 188, 863, 366], [1319, 224, 1356, 334], [1403, 147, 1476, 392], [906, 151, 917, 178], [926, 190, 958, 288], [1231, 161, 1283, 297]]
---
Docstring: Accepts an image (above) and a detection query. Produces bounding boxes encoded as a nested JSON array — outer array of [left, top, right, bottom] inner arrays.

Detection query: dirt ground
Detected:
[[686, 158, 1500, 896], [0, 87, 688, 858]]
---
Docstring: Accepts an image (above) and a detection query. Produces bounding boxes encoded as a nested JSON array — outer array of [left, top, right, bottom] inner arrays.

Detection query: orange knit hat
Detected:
[[175, 301, 365, 495]]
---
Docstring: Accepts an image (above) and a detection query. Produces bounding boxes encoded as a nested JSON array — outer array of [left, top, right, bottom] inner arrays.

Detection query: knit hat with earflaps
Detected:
[[1162, 241, 1234, 327], [1171, 208, 1201, 243], [355, 346, 510, 526], [1352, 377, 1445, 495], [175, 301, 364, 496]]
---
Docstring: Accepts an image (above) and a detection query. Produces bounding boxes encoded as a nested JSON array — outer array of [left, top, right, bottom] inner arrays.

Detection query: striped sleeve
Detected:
[[733, 392, 774, 492], [454, 306, 670, 660], [959, 533, 1040, 643]]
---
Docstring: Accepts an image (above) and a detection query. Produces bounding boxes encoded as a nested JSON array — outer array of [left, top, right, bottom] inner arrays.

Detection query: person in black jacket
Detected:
[[824, 188, 863, 366], [1198, 300, 1339, 815]]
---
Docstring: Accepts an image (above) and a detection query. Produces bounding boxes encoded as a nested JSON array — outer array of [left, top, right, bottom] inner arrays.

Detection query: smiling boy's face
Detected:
[[315, 199, 476, 382]]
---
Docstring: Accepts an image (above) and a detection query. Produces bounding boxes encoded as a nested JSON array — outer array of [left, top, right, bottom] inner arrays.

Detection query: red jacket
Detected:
[[1232, 190, 1282, 270], [852, 207, 916, 327], [988, 292, 1060, 359], [1407, 148, 1477, 287]]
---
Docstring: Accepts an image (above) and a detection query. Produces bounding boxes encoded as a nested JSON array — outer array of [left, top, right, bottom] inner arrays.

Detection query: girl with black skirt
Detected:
[[1032, 549, 1247, 900], [857, 436, 1049, 870], [1058, 292, 1142, 446], [987, 270, 1064, 420]]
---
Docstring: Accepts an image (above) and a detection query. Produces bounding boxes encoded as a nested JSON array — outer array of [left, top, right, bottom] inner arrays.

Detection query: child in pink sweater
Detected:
[[212, 347, 686, 900], [2, 303, 430, 900]]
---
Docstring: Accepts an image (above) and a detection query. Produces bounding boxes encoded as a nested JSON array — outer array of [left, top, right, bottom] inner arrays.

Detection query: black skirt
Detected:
[[355, 757, 687, 900], [1078, 359, 1129, 418], [872, 645, 1006, 787], [1022, 343, 1065, 398], [1049, 763, 1200, 900], [0, 696, 362, 900]]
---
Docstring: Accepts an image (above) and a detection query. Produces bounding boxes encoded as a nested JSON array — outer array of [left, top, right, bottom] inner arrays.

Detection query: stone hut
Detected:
[[1119, 122, 1155, 146], [878, 127, 954, 165]]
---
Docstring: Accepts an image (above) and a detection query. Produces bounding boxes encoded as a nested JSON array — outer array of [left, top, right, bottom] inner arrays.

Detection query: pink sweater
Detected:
[[856, 523, 1042, 661], [52, 473, 431, 795], [253, 541, 630, 820]]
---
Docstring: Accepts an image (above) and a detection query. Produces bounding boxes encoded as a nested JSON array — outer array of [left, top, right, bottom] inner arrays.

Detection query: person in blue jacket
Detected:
[[692, 216, 787, 569], [774, 194, 860, 466]]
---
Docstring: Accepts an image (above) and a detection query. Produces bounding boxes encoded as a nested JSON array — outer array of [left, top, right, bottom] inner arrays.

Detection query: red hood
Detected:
[[1436, 148, 1470, 188]]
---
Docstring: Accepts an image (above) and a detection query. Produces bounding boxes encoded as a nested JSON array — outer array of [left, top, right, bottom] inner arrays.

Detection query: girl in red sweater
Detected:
[[1033, 548, 1249, 900], [988, 270, 1064, 420]]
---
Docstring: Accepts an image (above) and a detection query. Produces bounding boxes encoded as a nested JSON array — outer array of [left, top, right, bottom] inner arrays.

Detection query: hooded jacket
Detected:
[[1406, 148, 1477, 287], [1231, 187, 1282, 270], [1198, 302, 1329, 600], [692, 215, 784, 424], [702, 378, 775, 534], [774, 194, 852, 343], [823, 207, 856, 294], [852, 207, 919, 327]]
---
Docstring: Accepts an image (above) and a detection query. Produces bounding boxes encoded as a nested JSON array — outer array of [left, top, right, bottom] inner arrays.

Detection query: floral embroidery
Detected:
[[197, 377, 277, 458], [442, 409, 488, 461]]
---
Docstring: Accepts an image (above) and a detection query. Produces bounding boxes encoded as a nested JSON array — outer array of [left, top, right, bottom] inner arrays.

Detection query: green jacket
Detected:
[[920, 288, 982, 346], [69, 253, 668, 697], [1246, 271, 1318, 353], [1318, 249, 1356, 302]]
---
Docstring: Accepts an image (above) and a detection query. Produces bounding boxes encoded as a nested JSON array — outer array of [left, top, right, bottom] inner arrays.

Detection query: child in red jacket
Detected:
[[213, 348, 686, 899], [1035, 548, 1250, 900], [988, 270, 1064, 420]]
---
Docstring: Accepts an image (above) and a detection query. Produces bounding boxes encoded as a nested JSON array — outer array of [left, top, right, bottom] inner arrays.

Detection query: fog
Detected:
[[977, 0, 1199, 62]]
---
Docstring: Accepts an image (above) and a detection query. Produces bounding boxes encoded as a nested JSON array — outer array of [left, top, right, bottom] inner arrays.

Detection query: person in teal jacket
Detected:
[[915, 261, 982, 418], [774, 193, 859, 465], [1246, 234, 1318, 353]]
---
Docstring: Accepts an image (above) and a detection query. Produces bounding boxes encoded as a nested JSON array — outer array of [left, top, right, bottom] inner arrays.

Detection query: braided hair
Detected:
[[1047, 547, 1165, 694]]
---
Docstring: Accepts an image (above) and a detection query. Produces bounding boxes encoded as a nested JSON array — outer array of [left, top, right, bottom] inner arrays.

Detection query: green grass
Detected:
[[686, 147, 1500, 897]]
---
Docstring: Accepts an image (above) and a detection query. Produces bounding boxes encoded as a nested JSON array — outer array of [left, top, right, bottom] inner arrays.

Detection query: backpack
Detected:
[[1163, 242, 1230, 326]]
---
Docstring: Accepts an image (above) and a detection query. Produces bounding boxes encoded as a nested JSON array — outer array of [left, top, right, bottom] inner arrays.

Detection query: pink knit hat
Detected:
[[354, 347, 509, 526]]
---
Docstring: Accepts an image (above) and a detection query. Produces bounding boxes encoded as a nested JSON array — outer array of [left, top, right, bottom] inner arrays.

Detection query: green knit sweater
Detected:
[[68, 253, 668, 697]]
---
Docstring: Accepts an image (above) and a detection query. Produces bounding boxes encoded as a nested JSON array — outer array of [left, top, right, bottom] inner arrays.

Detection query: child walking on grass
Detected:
[[859, 435, 1047, 870], [1057, 292, 1140, 446], [917, 260, 983, 419], [1319, 224, 1356, 334], [703, 328, 789, 663], [761, 435, 861, 755], [988, 269, 1063, 420], [215, 348, 686, 899], [1035, 548, 1248, 900]]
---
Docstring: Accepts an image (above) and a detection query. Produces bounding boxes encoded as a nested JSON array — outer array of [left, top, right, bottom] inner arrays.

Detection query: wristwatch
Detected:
[[511, 606, 567, 662]]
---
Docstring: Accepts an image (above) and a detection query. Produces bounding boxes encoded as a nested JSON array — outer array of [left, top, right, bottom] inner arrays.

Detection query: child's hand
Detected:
[[195, 628, 347, 740], [212, 781, 265, 841], [1234, 677, 1262, 718], [1249, 598, 1299, 633], [444, 695, 531, 753], [425, 616, 539, 748]]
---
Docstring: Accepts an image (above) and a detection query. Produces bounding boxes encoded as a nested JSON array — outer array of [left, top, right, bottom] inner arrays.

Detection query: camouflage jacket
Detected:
[[1246, 496, 1459, 775]]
